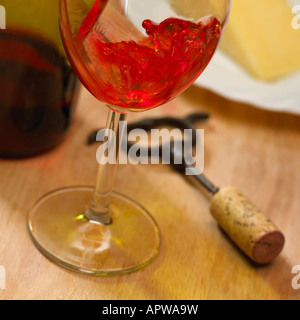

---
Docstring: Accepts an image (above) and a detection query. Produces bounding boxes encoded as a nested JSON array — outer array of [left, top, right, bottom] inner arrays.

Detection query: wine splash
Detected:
[[72, 0, 221, 110]]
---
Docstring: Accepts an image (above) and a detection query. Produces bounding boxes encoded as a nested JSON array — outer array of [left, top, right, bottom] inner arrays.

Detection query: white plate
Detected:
[[195, 49, 300, 115]]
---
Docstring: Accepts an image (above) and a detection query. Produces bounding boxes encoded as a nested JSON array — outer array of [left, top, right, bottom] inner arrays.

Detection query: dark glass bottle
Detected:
[[0, 0, 79, 157]]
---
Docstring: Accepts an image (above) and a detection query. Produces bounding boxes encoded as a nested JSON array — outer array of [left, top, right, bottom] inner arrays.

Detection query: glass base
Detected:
[[28, 187, 160, 276]]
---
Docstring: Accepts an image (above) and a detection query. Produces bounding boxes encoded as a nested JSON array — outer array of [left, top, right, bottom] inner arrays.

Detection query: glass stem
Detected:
[[85, 108, 127, 225]]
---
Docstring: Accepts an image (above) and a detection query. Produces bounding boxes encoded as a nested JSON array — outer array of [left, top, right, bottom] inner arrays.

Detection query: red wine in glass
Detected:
[[64, 0, 221, 111]]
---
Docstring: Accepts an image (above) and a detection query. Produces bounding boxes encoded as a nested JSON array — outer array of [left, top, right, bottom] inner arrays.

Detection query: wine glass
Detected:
[[28, 0, 231, 275]]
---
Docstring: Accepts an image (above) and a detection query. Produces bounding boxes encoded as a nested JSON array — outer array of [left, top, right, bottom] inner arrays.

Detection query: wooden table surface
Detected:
[[0, 84, 300, 300]]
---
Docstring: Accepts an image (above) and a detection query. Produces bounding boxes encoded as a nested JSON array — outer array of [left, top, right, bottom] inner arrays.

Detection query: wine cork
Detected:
[[210, 187, 284, 264]]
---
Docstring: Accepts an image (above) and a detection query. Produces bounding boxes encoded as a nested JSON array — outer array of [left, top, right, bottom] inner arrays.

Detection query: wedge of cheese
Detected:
[[220, 0, 300, 81]]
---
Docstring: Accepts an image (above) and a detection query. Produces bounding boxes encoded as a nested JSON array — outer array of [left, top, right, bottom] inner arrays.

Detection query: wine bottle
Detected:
[[0, 0, 79, 157]]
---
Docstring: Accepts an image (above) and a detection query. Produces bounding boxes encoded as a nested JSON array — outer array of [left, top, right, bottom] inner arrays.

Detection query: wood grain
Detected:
[[0, 84, 300, 300]]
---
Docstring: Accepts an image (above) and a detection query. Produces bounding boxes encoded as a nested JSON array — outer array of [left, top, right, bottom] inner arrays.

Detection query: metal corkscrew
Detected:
[[87, 112, 284, 264]]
